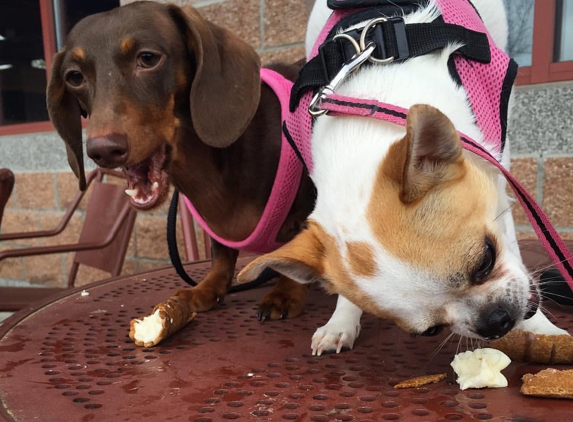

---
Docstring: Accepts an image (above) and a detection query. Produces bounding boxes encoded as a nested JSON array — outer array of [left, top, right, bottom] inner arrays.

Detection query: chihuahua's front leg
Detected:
[[312, 295, 363, 356], [517, 308, 570, 335], [174, 239, 238, 311]]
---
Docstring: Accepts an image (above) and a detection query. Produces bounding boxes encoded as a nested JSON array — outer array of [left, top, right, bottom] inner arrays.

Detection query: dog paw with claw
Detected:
[[257, 278, 308, 322], [311, 321, 361, 356]]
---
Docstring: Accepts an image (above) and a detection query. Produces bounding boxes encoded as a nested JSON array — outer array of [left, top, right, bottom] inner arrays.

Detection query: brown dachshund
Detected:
[[46, 1, 315, 320]]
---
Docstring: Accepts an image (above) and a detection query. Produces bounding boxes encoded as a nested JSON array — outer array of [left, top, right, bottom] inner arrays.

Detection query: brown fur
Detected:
[[368, 105, 498, 277], [239, 221, 398, 324], [346, 242, 376, 278], [46, 1, 315, 320]]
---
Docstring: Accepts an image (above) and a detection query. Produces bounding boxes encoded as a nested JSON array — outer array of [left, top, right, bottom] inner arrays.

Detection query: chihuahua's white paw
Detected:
[[517, 309, 570, 336], [311, 320, 361, 356], [311, 295, 363, 356]]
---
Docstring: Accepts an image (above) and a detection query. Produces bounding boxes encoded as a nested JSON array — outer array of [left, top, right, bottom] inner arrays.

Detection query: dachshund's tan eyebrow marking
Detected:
[[120, 37, 135, 54], [72, 48, 85, 61]]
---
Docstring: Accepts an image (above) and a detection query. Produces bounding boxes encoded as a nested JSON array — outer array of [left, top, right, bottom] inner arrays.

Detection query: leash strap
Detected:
[[167, 189, 280, 292], [167, 189, 199, 286], [291, 19, 490, 111], [319, 93, 573, 291]]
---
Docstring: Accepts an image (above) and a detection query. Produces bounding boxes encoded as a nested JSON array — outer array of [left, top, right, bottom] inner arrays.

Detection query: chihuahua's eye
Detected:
[[137, 52, 161, 69], [473, 240, 496, 284], [65, 70, 84, 87], [421, 325, 444, 336]]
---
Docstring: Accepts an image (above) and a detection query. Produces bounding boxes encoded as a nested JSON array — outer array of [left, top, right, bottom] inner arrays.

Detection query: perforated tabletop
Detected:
[[1, 245, 572, 422]]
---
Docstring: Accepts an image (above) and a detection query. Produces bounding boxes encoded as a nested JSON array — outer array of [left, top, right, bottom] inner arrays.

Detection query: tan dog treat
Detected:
[[130, 295, 197, 347], [394, 373, 447, 389], [521, 368, 573, 399], [491, 331, 573, 364]]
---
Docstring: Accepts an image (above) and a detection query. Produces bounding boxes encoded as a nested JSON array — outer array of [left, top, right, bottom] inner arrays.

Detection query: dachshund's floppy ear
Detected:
[[169, 5, 261, 148], [46, 51, 87, 191]]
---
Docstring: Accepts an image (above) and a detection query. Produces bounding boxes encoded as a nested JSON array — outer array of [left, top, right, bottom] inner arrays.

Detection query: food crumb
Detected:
[[394, 373, 447, 389]]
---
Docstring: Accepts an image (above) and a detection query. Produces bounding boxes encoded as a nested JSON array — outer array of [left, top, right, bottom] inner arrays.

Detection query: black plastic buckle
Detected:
[[318, 31, 362, 81], [370, 17, 409, 61]]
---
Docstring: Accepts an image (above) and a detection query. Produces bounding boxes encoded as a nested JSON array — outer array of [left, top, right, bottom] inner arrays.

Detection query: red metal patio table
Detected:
[[1, 244, 572, 422]]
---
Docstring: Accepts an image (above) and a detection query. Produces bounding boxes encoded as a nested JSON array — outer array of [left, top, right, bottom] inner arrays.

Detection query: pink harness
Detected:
[[183, 68, 303, 254], [286, 0, 573, 289]]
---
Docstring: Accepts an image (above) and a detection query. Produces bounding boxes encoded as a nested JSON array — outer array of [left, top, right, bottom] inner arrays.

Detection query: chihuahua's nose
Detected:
[[476, 305, 516, 340], [86, 134, 129, 168]]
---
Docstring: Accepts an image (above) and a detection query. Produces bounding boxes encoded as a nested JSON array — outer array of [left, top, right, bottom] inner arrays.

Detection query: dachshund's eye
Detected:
[[472, 240, 496, 284], [137, 52, 161, 69], [65, 71, 84, 87]]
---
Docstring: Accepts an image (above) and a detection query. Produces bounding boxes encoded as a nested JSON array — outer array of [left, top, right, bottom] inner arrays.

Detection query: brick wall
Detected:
[[1, 0, 573, 288], [510, 157, 573, 241]]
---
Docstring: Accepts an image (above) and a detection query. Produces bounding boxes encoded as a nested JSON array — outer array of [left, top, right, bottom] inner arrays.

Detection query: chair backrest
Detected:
[[68, 170, 137, 286], [0, 169, 15, 228]]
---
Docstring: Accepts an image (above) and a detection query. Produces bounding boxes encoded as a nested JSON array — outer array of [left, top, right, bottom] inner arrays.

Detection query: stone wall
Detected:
[[0, 0, 572, 288]]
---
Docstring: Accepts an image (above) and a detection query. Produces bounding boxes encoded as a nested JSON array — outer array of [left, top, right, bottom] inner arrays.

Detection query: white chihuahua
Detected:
[[239, 0, 570, 355]]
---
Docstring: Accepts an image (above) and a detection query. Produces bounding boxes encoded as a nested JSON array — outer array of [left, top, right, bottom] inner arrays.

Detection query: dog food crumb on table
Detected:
[[394, 373, 447, 389], [491, 330, 573, 364], [521, 368, 573, 399]]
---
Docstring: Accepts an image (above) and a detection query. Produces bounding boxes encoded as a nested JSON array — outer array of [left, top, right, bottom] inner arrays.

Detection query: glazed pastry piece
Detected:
[[450, 348, 511, 390], [521, 368, 573, 399], [491, 331, 573, 364], [130, 295, 197, 347]]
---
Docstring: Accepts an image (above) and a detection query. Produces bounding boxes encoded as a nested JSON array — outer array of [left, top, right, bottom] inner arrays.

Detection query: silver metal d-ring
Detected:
[[359, 17, 395, 64], [333, 33, 361, 58]]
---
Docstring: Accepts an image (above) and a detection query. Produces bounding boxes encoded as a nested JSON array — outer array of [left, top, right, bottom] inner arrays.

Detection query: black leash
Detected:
[[167, 189, 279, 292]]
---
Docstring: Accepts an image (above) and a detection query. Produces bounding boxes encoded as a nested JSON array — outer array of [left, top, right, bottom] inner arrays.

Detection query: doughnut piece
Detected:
[[130, 295, 197, 347]]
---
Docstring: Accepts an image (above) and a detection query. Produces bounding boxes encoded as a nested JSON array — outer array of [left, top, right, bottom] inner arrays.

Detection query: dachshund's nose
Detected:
[[476, 305, 516, 340], [86, 134, 129, 168]]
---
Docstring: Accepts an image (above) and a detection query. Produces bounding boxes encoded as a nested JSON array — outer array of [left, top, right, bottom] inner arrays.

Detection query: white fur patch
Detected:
[[311, 295, 362, 355]]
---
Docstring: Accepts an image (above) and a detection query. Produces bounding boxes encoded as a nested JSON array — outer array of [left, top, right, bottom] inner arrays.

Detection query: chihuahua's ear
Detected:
[[238, 222, 326, 285], [47, 51, 87, 191], [397, 104, 464, 203], [169, 5, 261, 148]]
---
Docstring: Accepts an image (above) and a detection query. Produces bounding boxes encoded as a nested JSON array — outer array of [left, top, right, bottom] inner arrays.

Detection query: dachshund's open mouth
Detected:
[[122, 146, 169, 210]]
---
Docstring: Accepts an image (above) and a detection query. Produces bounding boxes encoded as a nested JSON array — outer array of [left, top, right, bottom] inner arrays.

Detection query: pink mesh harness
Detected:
[[286, 0, 573, 288], [183, 68, 303, 253]]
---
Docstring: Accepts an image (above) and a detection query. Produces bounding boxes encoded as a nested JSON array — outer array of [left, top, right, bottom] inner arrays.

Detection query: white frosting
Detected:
[[451, 348, 511, 390], [133, 310, 164, 344]]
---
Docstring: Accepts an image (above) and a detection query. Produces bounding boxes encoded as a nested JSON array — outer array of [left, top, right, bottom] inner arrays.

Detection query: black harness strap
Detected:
[[327, 0, 419, 9], [167, 190, 279, 292], [290, 19, 491, 111]]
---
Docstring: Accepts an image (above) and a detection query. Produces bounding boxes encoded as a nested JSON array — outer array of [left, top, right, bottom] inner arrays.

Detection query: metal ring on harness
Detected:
[[308, 43, 376, 117], [333, 33, 361, 58], [359, 17, 396, 64]]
